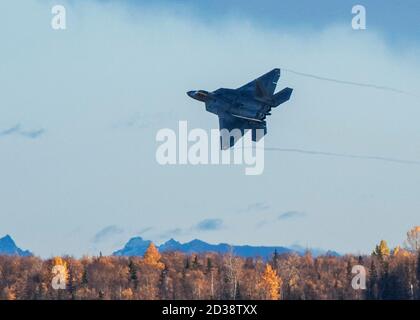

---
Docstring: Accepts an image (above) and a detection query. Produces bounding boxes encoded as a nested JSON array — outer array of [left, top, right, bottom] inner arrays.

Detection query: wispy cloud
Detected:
[[157, 228, 185, 240], [256, 219, 269, 229], [0, 124, 21, 136], [278, 211, 306, 220], [19, 129, 45, 139], [238, 202, 270, 213], [195, 218, 223, 231], [92, 225, 124, 244], [0, 124, 45, 139], [157, 218, 224, 239], [256, 210, 307, 228], [136, 226, 153, 236]]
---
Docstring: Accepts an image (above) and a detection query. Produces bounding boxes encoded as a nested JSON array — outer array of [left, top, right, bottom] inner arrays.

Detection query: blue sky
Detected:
[[108, 0, 420, 50], [0, 0, 419, 257], [126, 0, 420, 41]]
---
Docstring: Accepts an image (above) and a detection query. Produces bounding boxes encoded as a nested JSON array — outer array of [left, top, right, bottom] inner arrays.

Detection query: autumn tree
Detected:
[[53, 257, 69, 284], [222, 248, 242, 300], [144, 243, 164, 270], [405, 226, 420, 252], [49, 257, 70, 299], [373, 240, 390, 259], [258, 264, 282, 300], [393, 246, 411, 258], [137, 243, 165, 299], [2, 286, 17, 300]]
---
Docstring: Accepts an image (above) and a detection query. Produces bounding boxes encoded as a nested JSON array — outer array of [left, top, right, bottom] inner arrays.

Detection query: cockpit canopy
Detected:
[[187, 90, 209, 102]]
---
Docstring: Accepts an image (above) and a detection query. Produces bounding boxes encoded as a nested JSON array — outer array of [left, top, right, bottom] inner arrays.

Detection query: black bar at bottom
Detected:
[[1, 300, 420, 318]]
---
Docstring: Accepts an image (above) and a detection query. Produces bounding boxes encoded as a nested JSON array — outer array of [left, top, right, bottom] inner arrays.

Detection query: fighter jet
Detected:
[[187, 68, 293, 149]]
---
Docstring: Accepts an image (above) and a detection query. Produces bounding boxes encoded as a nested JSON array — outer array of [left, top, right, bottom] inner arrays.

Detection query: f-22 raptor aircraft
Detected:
[[187, 68, 293, 149]]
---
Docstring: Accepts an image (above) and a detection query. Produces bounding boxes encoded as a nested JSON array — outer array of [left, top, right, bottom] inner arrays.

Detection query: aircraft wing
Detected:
[[218, 113, 267, 149], [237, 68, 280, 98]]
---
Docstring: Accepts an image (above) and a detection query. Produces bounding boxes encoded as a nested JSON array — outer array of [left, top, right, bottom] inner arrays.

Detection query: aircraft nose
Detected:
[[187, 91, 196, 98]]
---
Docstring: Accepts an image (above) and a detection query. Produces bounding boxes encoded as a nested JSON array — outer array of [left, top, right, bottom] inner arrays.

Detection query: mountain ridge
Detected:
[[0, 234, 340, 258], [113, 236, 340, 258]]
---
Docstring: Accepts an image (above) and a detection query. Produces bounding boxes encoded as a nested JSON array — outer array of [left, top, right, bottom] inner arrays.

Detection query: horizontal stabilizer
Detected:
[[219, 114, 267, 149], [272, 87, 293, 107]]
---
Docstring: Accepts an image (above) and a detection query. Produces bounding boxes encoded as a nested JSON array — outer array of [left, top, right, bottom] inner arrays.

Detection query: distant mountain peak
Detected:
[[163, 238, 181, 246], [159, 238, 182, 252], [0, 235, 32, 257], [113, 236, 151, 256], [1, 234, 14, 244], [187, 239, 207, 245], [125, 237, 151, 247]]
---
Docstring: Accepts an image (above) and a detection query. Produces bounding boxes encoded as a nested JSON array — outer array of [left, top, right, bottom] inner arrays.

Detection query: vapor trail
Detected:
[[264, 147, 420, 165], [282, 68, 417, 96]]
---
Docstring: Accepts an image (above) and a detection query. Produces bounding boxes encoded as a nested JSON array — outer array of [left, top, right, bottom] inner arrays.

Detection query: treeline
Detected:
[[1, 227, 420, 300]]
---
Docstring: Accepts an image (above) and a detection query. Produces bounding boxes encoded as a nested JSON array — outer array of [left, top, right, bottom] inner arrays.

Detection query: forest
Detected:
[[0, 226, 419, 300]]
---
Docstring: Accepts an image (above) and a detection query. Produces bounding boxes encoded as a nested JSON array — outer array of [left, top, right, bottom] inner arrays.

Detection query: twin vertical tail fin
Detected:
[[272, 87, 293, 107], [255, 80, 269, 99]]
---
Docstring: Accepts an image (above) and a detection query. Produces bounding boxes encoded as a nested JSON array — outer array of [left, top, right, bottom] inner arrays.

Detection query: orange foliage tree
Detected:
[[259, 264, 282, 300], [143, 243, 165, 270]]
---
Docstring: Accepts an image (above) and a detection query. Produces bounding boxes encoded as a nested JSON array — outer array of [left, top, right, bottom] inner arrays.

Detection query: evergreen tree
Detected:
[[379, 261, 390, 299], [128, 259, 138, 288], [368, 260, 378, 300], [272, 249, 279, 270], [192, 255, 199, 269], [206, 257, 213, 273], [81, 265, 89, 286], [158, 266, 170, 300], [67, 266, 76, 300]]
